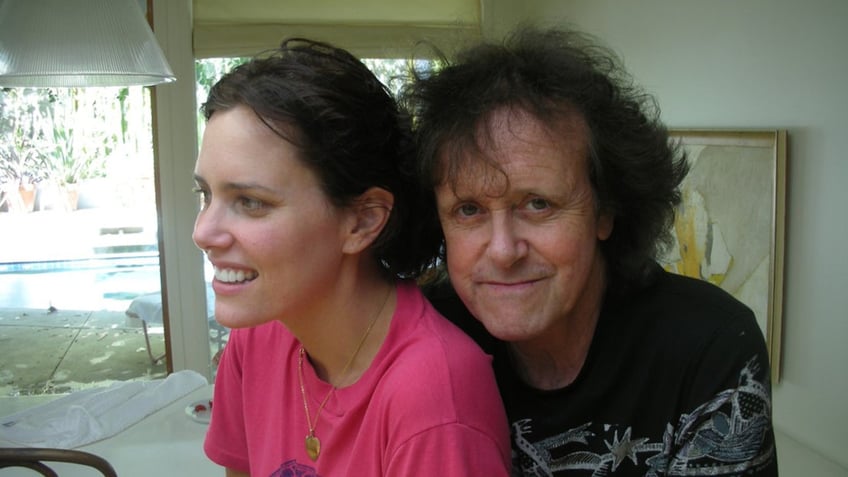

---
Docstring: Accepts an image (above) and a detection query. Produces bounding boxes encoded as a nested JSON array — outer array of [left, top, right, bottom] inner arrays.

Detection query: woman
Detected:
[[192, 39, 510, 476]]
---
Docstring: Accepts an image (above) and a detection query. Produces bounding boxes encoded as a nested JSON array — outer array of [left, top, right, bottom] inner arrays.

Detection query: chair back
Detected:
[[0, 447, 117, 477]]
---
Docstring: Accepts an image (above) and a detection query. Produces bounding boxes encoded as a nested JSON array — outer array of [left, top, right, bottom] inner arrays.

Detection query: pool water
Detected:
[[0, 257, 162, 312]]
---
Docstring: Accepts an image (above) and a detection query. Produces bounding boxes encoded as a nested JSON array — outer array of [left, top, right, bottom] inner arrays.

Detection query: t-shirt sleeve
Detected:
[[378, 288, 512, 476], [669, 307, 778, 475], [203, 330, 251, 473], [386, 423, 510, 476]]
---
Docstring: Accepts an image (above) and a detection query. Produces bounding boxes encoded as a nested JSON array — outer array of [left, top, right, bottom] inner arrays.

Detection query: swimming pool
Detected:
[[0, 255, 162, 312]]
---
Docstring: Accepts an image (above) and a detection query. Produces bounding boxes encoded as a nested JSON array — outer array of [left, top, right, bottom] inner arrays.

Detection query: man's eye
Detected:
[[527, 198, 549, 210]]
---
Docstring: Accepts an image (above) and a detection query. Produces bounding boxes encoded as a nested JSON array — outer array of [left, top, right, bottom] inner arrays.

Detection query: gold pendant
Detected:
[[305, 434, 321, 461]]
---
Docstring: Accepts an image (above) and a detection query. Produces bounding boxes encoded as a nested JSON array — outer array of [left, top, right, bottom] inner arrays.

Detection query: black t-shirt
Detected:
[[426, 267, 778, 476]]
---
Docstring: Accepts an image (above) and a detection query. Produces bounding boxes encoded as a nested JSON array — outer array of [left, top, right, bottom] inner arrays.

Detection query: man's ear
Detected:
[[597, 209, 614, 241], [342, 187, 394, 254]]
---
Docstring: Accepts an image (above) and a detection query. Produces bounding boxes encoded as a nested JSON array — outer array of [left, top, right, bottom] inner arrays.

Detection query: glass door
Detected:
[[0, 86, 166, 398]]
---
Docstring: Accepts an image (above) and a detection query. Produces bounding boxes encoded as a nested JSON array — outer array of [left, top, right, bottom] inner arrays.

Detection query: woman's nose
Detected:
[[192, 204, 231, 252]]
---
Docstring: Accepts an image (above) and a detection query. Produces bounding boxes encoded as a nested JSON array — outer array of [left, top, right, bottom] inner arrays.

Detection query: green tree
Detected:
[[0, 88, 52, 185]]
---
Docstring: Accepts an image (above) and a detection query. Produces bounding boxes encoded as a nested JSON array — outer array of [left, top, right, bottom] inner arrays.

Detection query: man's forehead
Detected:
[[437, 108, 590, 190], [482, 104, 586, 141]]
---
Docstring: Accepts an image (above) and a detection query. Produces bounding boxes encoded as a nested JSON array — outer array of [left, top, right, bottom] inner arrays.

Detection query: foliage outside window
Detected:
[[2, 57, 426, 213], [0, 87, 153, 212], [194, 57, 415, 141]]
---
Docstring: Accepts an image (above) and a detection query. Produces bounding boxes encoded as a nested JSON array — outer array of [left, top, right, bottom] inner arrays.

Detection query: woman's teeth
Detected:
[[215, 268, 258, 283]]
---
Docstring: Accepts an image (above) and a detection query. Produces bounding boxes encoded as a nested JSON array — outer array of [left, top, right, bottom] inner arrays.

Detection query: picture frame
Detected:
[[660, 129, 787, 382]]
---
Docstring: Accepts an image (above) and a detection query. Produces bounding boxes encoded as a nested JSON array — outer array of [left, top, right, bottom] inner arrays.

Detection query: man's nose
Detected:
[[486, 212, 528, 267]]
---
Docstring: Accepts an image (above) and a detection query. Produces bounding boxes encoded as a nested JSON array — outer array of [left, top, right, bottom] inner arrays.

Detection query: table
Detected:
[[125, 284, 228, 365], [0, 386, 220, 476]]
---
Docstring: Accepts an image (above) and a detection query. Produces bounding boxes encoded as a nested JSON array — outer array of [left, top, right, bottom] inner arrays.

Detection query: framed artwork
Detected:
[[659, 129, 787, 382]]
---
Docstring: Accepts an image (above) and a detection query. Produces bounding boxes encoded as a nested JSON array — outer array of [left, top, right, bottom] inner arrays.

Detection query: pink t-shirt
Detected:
[[204, 280, 510, 476]]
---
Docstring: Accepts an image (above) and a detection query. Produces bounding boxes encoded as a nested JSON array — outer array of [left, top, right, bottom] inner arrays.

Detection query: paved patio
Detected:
[[0, 206, 224, 403], [0, 306, 167, 397]]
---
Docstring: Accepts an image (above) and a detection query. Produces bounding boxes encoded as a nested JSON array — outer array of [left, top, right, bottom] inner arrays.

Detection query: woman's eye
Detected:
[[238, 196, 265, 211], [457, 203, 480, 217], [192, 187, 210, 210]]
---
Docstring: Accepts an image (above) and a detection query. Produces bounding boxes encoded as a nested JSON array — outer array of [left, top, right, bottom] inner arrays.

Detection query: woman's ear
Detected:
[[342, 187, 394, 254]]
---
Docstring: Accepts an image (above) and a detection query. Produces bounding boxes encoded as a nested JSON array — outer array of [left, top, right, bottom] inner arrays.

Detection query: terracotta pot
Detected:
[[18, 183, 36, 212], [63, 184, 80, 211], [0, 182, 36, 213]]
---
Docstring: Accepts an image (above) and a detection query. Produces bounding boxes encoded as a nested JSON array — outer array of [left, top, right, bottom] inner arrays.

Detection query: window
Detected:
[[0, 55, 429, 401], [0, 86, 166, 397]]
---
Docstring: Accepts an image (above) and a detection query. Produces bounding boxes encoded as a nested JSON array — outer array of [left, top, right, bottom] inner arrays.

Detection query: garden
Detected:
[[0, 86, 155, 214]]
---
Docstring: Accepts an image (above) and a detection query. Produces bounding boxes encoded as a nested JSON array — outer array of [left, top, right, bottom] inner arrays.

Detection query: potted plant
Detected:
[[0, 88, 50, 212], [0, 127, 45, 213], [41, 113, 110, 211]]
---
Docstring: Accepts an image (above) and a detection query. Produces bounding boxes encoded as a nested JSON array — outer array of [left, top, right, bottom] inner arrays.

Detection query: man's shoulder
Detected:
[[600, 267, 762, 355], [628, 267, 755, 320]]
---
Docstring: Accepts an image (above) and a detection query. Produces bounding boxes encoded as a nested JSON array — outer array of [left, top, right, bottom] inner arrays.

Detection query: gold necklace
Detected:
[[297, 290, 390, 461]]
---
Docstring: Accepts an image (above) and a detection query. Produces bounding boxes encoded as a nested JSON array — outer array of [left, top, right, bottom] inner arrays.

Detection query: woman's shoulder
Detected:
[[397, 281, 492, 360], [371, 309, 505, 441], [380, 282, 497, 395]]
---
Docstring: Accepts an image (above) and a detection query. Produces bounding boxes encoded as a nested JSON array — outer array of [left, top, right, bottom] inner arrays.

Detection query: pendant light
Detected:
[[0, 0, 176, 88]]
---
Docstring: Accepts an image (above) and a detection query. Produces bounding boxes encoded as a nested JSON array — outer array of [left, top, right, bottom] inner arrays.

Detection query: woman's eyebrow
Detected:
[[194, 175, 278, 194]]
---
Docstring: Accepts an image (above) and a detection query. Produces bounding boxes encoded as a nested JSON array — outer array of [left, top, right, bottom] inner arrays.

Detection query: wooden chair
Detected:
[[0, 447, 117, 477]]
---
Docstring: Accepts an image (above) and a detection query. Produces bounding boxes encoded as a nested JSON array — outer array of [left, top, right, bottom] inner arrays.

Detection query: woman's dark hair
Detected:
[[402, 26, 689, 294], [202, 38, 440, 278]]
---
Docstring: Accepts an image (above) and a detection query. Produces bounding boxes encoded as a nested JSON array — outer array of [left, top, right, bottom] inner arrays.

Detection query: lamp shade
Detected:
[[0, 0, 176, 87]]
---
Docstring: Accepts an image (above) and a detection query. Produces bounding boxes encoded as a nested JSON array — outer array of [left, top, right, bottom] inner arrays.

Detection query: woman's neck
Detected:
[[298, 279, 395, 387]]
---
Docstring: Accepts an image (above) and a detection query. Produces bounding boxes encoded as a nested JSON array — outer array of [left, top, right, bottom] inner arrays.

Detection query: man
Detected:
[[405, 26, 778, 476]]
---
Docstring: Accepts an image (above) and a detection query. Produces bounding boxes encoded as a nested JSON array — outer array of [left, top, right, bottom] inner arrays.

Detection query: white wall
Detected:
[[482, 0, 848, 474]]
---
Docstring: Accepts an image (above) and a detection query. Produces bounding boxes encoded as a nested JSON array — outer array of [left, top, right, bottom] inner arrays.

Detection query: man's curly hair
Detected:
[[402, 25, 689, 294]]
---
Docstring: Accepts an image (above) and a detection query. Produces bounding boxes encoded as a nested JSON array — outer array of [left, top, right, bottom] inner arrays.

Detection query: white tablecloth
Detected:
[[0, 371, 207, 448], [0, 380, 219, 477]]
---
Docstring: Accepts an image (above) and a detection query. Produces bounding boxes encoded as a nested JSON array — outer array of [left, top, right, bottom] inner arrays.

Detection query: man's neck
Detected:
[[507, 312, 598, 390], [506, 264, 607, 391]]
